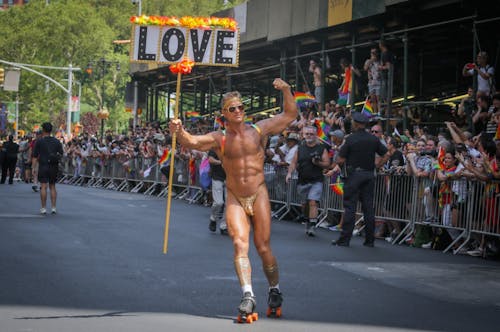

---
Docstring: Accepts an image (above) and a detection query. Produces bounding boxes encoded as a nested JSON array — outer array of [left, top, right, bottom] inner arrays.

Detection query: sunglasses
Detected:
[[227, 105, 245, 113], [371, 130, 380, 133]]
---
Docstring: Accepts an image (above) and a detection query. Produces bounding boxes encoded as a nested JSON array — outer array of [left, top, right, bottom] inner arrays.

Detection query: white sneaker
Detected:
[[421, 241, 433, 249], [40, 208, 47, 215], [51, 208, 57, 214], [467, 248, 483, 257]]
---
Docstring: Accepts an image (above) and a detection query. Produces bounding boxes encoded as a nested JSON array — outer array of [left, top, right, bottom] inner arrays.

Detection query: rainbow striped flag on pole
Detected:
[[158, 148, 172, 166], [337, 66, 352, 106], [294, 91, 316, 107], [186, 111, 201, 121], [330, 175, 344, 195], [314, 119, 330, 142], [433, 146, 446, 170], [361, 96, 377, 118]]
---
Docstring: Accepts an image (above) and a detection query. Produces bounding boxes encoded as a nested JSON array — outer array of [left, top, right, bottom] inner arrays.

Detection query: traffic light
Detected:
[[0, 67, 4, 85]]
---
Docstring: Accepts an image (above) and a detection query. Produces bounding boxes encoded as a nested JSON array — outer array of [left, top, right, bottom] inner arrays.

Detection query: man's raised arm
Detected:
[[258, 78, 299, 136]]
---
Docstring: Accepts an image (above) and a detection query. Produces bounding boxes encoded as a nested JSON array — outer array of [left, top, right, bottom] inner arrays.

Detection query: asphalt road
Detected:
[[1, 182, 500, 332]]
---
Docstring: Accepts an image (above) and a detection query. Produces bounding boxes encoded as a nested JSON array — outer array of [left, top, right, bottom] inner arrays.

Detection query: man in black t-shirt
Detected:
[[32, 122, 63, 215], [286, 126, 330, 236]]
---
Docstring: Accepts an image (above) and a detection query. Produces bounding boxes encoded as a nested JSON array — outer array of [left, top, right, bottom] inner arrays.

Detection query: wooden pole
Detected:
[[163, 71, 182, 254]]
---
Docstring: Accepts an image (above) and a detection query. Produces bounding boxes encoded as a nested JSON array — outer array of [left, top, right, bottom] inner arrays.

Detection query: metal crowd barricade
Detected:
[[463, 179, 500, 254], [60, 153, 500, 256], [265, 164, 290, 220]]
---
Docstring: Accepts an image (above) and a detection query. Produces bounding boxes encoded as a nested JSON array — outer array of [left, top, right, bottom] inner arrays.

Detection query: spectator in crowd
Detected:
[[462, 51, 495, 97], [473, 94, 491, 135], [276, 133, 300, 168], [327, 129, 345, 168], [379, 40, 395, 107], [325, 129, 346, 231], [485, 93, 500, 137], [32, 122, 63, 215], [331, 112, 389, 247], [406, 138, 435, 223], [339, 57, 361, 103], [371, 124, 387, 167], [18, 135, 31, 183], [364, 47, 382, 114], [208, 149, 227, 234], [286, 126, 330, 236], [457, 87, 476, 132], [380, 136, 407, 240], [0, 135, 19, 185], [309, 58, 323, 113], [169, 78, 297, 321]]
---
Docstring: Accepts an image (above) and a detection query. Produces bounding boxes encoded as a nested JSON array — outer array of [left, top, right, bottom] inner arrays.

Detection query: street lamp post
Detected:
[[86, 58, 120, 139]]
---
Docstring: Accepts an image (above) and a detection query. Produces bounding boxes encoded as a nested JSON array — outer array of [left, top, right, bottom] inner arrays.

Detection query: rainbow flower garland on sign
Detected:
[[130, 15, 238, 31], [169, 58, 195, 74]]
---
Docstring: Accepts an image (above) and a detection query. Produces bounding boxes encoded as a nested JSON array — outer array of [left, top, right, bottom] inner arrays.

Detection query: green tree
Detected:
[[0, 0, 243, 135]]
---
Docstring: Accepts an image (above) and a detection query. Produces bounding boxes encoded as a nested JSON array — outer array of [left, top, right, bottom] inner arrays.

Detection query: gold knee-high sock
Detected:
[[263, 263, 279, 288], [234, 256, 252, 287]]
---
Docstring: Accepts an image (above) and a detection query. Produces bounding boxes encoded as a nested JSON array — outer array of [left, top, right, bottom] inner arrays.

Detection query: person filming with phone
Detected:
[[462, 51, 495, 97]]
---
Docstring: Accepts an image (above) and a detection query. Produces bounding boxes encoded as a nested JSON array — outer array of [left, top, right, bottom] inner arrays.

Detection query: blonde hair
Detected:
[[221, 91, 242, 110]]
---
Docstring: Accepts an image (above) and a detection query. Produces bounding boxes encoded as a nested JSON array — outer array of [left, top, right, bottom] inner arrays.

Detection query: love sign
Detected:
[[130, 16, 240, 67]]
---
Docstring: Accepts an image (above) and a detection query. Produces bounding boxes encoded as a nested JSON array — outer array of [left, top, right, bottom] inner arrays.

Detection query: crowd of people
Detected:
[[1, 49, 499, 260]]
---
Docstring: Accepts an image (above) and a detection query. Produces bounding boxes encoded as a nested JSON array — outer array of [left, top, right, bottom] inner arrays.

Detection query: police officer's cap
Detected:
[[352, 112, 369, 124]]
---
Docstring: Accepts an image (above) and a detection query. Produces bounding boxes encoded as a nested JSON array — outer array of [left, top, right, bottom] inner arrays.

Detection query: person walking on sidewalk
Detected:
[[32, 122, 63, 215]]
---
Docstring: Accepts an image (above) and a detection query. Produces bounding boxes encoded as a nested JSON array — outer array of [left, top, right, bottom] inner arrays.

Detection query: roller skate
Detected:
[[266, 288, 283, 318], [219, 221, 228, 235], [236, 292, 258, 324]]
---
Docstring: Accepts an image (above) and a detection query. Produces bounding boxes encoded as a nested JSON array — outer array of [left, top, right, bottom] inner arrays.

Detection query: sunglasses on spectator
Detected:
[[227, 105, 245, 113], [304, 133, 316, 136], [371, 130, 380, 133]]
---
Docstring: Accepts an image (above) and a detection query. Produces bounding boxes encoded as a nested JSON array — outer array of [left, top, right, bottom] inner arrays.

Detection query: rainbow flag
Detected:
[[294, 91, 316, 106], [330, 176, 344, 195], [186, 111, 201, 122], [244, 116, 253, 124], [214, 116, 225, 130], [337, 66, 352, 106], [361, 96, 377, 118], [314, 119, 330, 142], [495, 123, 500, 140], [158, 148, 171, 166], [433, 147, 446, 170]]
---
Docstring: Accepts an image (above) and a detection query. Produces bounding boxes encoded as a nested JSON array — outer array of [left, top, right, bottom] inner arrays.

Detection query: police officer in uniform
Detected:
[[331, 112, 388, 247]]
